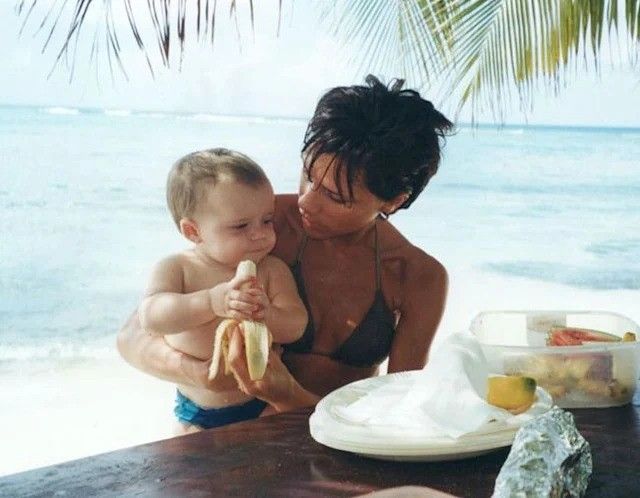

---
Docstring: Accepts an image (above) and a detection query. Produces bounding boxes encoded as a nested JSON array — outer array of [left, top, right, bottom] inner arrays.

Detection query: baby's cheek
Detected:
[[268, 231, 277, 249]]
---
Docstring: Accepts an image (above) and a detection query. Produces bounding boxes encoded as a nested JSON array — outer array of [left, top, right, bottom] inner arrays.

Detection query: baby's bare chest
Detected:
[[182, 266, 229, 294], [181, 260, 268, 294]]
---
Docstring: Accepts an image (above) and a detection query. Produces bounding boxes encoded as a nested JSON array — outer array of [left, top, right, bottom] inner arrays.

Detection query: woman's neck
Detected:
[[321, 218, 378, 252]]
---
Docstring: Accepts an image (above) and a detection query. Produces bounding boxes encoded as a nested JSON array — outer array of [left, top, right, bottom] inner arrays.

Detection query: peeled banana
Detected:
[[208, 260, 273, 381]]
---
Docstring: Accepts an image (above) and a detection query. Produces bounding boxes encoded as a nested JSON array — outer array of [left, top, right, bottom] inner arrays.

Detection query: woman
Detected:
[[117, 75, 453, 414]]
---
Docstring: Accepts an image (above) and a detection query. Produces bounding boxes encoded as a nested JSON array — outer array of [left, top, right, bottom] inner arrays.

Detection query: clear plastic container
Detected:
[[470, 310, 640, 408]]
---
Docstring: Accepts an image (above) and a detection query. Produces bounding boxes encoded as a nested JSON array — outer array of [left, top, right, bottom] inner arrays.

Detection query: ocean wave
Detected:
[[104, 109, 131, 117], [440, 182, 640, 196], [42, 106, 80, 115], [484, 260, 640, 290], [137, 112, 168, 119], [586, 239, 640, 258], [1, 199, 48, 209], [178, 113, 305, 126], [0, 342, 117, 362]]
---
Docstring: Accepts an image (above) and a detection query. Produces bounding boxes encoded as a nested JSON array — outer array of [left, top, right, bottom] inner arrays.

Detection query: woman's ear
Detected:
[[382, 192, 410, 217], [179, 218, 201, 243]]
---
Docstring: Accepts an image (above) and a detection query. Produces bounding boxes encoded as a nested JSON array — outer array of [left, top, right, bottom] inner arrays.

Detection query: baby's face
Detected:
[[192, 179, 276, 267]]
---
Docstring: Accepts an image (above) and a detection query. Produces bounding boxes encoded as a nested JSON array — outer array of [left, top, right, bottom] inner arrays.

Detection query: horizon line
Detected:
[[2, 102, 639, 132]]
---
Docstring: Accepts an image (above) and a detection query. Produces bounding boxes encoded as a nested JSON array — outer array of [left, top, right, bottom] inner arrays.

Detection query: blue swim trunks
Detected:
[[174, 390, 268, 429]]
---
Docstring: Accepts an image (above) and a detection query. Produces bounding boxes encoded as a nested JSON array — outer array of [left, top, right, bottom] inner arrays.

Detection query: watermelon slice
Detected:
[[547, 327, 621, 346]]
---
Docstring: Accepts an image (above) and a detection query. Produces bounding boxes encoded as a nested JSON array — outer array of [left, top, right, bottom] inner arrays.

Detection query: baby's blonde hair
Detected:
[[167, 148, 269, 229]]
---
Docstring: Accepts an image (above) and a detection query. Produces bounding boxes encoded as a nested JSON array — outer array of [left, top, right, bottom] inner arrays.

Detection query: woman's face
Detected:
[[297, 153, 386, 239]]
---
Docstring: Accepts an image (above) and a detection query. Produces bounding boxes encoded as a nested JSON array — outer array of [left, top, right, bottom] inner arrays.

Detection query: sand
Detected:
[[0, 358, 175, 477]]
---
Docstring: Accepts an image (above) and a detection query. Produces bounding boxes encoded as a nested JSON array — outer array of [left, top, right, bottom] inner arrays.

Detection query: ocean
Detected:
[[1, 104, 640, 364]]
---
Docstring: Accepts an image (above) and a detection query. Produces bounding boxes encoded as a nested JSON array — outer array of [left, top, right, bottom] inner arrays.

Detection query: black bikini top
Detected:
[[284, 222, 396, 368]]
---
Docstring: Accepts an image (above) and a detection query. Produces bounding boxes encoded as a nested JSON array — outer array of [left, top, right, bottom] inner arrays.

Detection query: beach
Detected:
[[1, 105, 639, 476], [0, 358, 174, 476], [1, 267, 639, 476]]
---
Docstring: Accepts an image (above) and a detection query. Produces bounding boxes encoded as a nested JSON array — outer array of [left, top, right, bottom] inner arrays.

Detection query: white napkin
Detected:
[[333, 332, 510, 438]]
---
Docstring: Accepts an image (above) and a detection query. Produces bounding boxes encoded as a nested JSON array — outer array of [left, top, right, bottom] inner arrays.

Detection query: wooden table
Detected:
[[1, 405, 638, 497]]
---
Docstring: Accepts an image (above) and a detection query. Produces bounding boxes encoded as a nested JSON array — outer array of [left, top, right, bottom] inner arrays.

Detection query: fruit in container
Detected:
[[622, 332, 637, 342], [547, 327, 621, 346], [487, 375, 537, 414]]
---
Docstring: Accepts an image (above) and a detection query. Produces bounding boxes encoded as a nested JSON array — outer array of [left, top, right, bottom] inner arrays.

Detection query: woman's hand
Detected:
[[225, 328, 317, 412]]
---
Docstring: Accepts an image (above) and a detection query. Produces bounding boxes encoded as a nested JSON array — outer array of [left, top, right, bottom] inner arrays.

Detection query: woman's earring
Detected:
[[379, 211, 390, 220]]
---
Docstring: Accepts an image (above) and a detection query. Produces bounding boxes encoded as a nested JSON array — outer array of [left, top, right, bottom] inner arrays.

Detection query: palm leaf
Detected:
[[327, 0, 640, 121], [322, 0, 455, 89], [15, 0, 640, 118], [17, 0, 252, 78]]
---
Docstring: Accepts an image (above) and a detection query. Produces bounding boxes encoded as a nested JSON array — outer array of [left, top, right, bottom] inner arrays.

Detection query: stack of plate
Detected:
[[309, 371, 553, 461]]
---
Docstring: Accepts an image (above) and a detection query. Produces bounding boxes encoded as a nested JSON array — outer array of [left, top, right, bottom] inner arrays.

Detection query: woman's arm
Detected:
[[387, 255, 448, 373], [116, 309, 237, 391]]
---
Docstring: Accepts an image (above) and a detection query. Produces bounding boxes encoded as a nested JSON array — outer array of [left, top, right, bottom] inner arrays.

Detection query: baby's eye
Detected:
[[232, 223, 248, 230]]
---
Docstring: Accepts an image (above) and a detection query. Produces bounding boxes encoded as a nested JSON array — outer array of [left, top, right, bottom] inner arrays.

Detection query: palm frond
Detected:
[[16, 0, 254, 79], [322, 0, 455, 89], [15, 0, 640, 118], [329, 0, 640, 121]]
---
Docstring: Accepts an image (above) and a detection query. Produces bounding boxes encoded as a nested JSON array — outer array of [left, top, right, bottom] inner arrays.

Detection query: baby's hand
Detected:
[[209, 272, 261, 321], [245, 284, 271, 321]]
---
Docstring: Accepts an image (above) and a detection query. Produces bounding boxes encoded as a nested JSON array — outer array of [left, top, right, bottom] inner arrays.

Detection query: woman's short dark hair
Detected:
[[302, 75, 454, 210]]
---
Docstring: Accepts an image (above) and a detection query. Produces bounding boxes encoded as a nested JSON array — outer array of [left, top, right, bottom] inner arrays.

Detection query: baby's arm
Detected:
[[138, 256, 216, 335], [259, 256, 308, 344]]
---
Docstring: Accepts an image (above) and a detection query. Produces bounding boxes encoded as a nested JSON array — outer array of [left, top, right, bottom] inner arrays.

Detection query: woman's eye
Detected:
[[263, 219, 273, 225], [325, 190, 344, 204]]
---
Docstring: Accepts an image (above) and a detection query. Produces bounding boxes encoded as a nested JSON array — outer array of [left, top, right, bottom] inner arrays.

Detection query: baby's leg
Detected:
[[173, 420, 203, 436]]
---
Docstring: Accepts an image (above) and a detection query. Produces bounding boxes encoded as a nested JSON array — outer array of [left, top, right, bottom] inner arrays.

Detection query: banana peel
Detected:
[[208, 318, 272, 381], [208, 260, 272, 381]]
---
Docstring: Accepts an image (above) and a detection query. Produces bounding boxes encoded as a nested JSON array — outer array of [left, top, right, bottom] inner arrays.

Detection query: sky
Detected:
[[2, 0, 639, 127]]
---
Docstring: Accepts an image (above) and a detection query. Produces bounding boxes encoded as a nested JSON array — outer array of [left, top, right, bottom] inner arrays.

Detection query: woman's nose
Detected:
[[298, 183, 319, 215]]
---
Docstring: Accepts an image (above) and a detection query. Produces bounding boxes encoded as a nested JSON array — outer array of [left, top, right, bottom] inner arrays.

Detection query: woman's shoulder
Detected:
[[379, 221, 448, 289]]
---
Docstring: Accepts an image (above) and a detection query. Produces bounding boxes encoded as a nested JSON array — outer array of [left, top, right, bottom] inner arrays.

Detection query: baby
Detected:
[[139, 148, 307, 434]]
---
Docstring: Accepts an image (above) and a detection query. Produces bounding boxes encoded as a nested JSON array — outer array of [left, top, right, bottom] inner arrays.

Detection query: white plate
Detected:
[[309, 371, 552, 462]]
